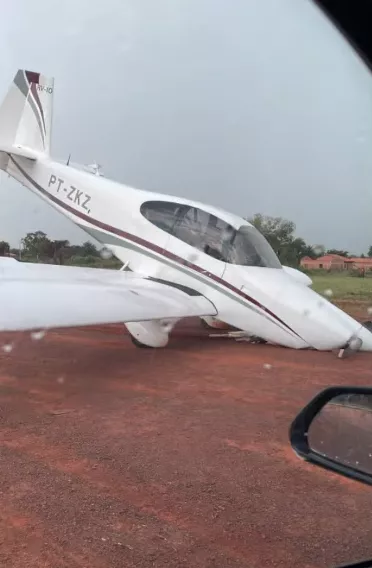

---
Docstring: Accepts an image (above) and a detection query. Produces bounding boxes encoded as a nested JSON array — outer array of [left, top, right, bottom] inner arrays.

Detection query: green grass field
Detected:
[[311, 273, 372, 302]]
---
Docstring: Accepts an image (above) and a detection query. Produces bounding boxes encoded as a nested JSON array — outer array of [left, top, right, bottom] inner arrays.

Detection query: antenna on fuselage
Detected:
[[66, 153, 71, 166]]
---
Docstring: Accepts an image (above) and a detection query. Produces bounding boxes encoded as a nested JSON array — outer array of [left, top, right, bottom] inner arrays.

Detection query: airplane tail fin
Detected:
[[0, 70, 54, 159]]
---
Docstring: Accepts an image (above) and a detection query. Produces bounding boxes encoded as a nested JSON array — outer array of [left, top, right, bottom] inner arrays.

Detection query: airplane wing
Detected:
[[0, 258, 217, 332]]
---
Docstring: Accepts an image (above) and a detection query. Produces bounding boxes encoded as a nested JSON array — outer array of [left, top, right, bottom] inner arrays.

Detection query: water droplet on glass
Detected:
[[30, 330, 46, 341], [263, 363, 272, 370], [100, 248, 113, 260], [313, 245, 324, 256], [188, 253, 198, 262], [367, 307, 372, 316], [303, 309, 311, 317], [57, 376, 65, 384], [2, 343, 13, 353], [323, 289, 333, 298]]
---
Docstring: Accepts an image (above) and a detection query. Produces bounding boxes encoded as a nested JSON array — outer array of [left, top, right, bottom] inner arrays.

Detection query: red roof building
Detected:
[[300, 254, 372, 271], [345, 257, 372, 270], [300, 254, 347, 270]]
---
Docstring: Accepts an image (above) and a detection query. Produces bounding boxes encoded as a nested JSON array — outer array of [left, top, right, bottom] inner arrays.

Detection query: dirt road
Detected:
[[0, 319, 371, 568]]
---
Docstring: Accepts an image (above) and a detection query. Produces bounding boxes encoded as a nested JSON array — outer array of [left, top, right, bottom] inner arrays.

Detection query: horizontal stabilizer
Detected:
[[0, 144, 38, 160]]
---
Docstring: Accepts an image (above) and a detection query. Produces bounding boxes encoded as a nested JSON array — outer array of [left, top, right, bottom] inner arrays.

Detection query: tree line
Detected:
[[247, 214, 371, 266], [0, 231, 121, 268], [0, 215, 370, 268]]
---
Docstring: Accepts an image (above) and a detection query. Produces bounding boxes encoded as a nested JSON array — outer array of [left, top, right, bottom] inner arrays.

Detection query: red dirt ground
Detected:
[[0, 318, 372, 568]]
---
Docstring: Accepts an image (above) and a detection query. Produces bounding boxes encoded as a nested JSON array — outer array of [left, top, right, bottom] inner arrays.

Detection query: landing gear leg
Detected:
[[337, 336, 363, 359]]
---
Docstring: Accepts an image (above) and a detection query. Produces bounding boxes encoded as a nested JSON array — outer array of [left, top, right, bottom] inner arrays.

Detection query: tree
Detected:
[[281, 237, 311, 267], [0, 241, 10, 256], [80, 241, 99, 257], [247, 214, 301, 265], [48, 239, 70, 265], [21, 231, 52, 260], [248, 214, 296, 254], [299, 244, 321, 259], [247, 214, 329, 266], [368, 245, 372, 258], [326, 249, 349, 257], [312, 244, 326, 258]]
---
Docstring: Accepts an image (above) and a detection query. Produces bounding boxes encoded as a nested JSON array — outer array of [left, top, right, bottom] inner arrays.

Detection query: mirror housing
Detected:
[[290, 386, 372, 486]]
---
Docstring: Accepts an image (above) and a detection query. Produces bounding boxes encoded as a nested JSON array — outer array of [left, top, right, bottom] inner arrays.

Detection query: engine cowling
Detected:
[[126, 319, 179, 348]]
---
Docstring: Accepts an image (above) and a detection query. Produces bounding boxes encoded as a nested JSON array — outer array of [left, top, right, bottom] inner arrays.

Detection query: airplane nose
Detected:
[[296, 297, 364, 350], [357, 325, 372, 351], [275, 280, 372, 351], [245, 269, 372, 351], [325, 301, 372, 352], [239, 268, 372, 352]]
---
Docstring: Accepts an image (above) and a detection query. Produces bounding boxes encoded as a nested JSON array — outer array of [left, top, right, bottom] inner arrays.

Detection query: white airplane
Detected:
[[0, 11, 371, 355]]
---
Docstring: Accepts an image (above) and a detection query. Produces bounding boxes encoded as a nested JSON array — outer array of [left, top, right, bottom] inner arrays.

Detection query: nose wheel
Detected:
[[337, 336, 363, 359]]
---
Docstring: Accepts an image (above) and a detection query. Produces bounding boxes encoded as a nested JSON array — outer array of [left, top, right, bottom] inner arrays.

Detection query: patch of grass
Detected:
[[311, 274, 372, 301], [20, 255, 122, 270]]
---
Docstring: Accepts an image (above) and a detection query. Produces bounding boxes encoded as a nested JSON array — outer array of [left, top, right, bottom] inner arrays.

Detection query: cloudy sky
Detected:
[[0, 0, 372, 252]]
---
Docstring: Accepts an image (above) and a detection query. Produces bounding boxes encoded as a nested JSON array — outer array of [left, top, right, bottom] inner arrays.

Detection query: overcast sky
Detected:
[[0, 0, 372, 252]]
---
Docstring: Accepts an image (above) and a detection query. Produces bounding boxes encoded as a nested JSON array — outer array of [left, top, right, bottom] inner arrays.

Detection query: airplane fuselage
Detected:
[[4, 151, 372, 352]]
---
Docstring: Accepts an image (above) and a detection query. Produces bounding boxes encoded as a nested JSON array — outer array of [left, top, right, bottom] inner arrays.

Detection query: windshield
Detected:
[[141, 202, 281, 267], [226, 225, 281, 268]]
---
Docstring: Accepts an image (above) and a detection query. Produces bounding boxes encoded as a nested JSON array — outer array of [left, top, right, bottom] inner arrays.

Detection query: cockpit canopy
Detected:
[[140, 200, 281, 268]]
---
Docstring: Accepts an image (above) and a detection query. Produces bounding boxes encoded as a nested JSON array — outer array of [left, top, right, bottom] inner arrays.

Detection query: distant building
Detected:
[[344, 257, 372, 271], [300, 254, 347, 271], [300, 254, 372, 271]]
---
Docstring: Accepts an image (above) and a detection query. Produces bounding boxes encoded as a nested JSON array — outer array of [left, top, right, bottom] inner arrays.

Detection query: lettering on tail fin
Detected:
[[37, 84, 54, 95]]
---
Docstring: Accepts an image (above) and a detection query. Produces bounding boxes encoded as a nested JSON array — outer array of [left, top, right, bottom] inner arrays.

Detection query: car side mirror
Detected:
[[290, 386, 372, 486]]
